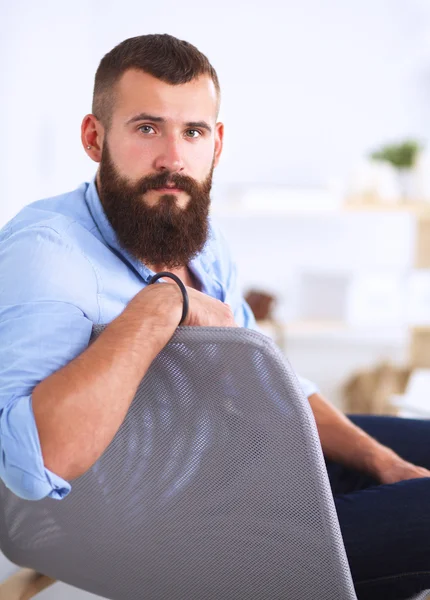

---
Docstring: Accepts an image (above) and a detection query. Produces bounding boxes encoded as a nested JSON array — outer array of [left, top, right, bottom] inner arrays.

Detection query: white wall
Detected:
[[214, 208, 415, 406], [0, 0, 429, 224]]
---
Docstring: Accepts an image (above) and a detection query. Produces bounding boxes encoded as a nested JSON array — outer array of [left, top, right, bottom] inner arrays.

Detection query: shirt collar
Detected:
[[84, 174, 216, 284]]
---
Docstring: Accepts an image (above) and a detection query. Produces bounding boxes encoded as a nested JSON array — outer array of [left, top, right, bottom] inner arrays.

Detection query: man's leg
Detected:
[[326, 415, 430, 600]]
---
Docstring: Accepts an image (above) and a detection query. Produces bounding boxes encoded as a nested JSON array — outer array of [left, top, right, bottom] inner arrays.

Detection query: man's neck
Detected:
[[148, 264, 201, 291]]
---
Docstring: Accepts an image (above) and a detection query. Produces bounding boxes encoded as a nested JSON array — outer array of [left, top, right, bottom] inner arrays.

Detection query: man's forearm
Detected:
[[308, 392, 398, 479], [32, 300, 178, 482]]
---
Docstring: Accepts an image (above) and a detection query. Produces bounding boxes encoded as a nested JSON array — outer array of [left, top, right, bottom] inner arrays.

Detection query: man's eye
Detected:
[[186, 129, 201, 138], [139, 125, 155, 134]]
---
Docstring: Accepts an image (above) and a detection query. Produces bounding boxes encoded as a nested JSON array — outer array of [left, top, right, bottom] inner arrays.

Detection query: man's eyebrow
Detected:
[[126, 113, 165, 125], [126, 113, 212, 133], [185, 121, 212, 133]]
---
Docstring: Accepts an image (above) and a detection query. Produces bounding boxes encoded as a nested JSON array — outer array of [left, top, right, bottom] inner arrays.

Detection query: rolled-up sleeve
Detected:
[[0, 224, 98, 500], [0, 394, 71, 500]]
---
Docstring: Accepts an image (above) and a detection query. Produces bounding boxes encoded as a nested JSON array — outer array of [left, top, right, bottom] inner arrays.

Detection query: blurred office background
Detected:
[[1, 1, 430, 594]]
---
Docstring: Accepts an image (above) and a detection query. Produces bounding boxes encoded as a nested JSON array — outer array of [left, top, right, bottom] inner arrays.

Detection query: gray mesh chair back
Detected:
[[0, 327, 357, 599]]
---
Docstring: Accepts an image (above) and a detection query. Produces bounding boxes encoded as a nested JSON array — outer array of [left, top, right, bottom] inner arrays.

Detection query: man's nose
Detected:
[[153, 138, 185, 173]]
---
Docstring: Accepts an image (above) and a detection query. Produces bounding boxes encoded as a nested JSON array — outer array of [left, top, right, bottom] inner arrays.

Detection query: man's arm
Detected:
[[0, 224, 236, 501], [308, 392, 430, 484], [33, 283, 235, 482], [32, 284, 182, 481]]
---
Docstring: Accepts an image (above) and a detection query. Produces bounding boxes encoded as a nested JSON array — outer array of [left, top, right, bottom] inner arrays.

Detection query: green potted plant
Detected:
[[370, 139, 423, 201]]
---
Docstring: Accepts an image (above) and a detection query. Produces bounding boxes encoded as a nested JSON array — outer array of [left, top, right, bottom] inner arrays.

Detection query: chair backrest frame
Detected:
[[0, 326, 357, 600]]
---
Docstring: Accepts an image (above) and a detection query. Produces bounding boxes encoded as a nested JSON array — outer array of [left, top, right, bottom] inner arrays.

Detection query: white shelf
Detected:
[[258, 319, 409, 343], [211, 203, 430, 219]]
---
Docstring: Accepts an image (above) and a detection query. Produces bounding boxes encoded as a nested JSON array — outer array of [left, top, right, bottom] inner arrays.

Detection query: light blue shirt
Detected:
[[0, 177, 319, 501]]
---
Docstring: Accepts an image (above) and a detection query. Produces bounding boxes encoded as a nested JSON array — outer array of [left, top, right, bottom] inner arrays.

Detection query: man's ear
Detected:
[[81, 114, 104, 162], [213, 122, 224, 168]]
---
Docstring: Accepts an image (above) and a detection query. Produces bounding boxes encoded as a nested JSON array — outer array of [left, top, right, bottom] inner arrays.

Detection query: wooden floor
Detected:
[[0, 569, 55, 600]]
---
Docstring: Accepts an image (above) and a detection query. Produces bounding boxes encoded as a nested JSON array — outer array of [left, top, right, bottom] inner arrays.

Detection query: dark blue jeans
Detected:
[[326, 415, 430, 600]]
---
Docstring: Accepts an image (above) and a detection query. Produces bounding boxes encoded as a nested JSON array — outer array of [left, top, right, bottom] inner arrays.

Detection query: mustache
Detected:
[[135, 172, 202, 196]]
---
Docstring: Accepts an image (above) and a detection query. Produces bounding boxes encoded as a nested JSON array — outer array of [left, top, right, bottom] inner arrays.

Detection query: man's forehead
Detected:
[[114, 68, 218, 122]]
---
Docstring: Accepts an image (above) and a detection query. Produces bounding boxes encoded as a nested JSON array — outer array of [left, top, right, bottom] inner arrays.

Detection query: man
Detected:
[[0, 34, 429, 599]]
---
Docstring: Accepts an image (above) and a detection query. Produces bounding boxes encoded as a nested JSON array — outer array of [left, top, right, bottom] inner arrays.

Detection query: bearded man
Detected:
[[1, 34, 430, 600]]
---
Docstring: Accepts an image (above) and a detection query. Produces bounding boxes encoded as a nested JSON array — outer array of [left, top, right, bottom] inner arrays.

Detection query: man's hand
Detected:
[[308, 392, 430, 486], [129, 281, 237, 333], [182, 286, 237, 327], [350, 439, 430, 485], [376, 455, 430, 485]]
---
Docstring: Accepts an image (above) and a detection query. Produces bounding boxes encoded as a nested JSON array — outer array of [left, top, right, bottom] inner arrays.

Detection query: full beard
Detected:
[[97, 143, 214, 269]]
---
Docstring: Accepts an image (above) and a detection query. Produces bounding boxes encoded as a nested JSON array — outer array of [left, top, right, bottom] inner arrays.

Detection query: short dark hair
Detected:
[[92, 34, 220, 128]]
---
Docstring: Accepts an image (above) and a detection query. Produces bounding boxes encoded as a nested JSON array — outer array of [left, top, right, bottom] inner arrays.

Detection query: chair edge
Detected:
[[0, 568, 56, 599]]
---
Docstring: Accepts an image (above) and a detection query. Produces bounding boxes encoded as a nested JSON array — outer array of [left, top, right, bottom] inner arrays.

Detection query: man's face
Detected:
[[94, 69, 223, 269]]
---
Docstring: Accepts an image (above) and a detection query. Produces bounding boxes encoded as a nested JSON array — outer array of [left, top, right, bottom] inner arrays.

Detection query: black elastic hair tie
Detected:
[[148, 271, 189, 326]]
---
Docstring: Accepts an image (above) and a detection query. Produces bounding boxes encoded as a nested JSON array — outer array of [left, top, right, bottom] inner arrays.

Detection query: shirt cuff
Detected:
[[0, 394, 71, 501], [296, 374, 319, 399]]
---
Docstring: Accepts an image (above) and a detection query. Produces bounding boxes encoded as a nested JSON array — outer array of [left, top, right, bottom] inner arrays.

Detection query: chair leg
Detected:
[[0, 568, 56, 600]]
